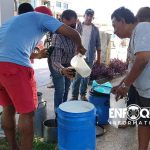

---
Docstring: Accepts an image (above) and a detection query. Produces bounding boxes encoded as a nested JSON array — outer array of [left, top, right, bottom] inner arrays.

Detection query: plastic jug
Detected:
[[71, 53, 91, 77]]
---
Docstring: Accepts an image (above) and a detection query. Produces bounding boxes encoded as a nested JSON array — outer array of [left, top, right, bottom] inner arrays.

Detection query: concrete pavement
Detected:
[[33, 59, 147, 150], [0, 58, 149, 150]]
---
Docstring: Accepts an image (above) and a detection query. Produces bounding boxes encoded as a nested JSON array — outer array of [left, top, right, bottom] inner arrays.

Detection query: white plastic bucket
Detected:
[[71, 54, 91, 77]]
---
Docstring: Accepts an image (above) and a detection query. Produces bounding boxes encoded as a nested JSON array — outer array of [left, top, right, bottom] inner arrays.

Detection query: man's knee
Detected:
[[19, 111, 35, 122], [1, 106, 16, 130], [18, 112, 35, 133]]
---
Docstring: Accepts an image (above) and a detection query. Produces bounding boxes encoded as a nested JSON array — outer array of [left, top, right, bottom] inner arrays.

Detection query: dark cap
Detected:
[[85, 9, 94, 16]]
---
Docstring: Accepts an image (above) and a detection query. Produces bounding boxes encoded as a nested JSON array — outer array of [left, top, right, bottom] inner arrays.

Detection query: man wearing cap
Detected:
[[72, 8, 101, 101], [0, 6, 85, 150]]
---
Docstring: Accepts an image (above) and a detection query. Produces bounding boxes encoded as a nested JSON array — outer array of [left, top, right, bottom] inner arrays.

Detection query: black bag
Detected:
[[47, 46, 55, 57], [90, 88, 109, 97]]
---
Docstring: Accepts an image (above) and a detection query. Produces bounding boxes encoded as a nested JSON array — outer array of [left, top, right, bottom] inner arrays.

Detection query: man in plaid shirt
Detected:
[[49, 9, 78, 113]]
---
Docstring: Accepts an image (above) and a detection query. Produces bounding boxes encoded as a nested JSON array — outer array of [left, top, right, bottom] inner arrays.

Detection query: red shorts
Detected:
[[0, 62, 38, 113]]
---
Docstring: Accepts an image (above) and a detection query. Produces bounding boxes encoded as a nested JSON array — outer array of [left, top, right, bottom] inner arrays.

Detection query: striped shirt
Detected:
[[50, 34, 76, 72]]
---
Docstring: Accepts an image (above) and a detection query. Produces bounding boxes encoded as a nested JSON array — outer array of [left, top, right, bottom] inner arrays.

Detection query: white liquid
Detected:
[[59, 101, 94, 113]]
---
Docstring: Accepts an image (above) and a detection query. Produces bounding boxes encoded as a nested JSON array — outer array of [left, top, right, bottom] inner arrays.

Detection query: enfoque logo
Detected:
[[109, 104, 150, 126], [127, 104, 141, 121]]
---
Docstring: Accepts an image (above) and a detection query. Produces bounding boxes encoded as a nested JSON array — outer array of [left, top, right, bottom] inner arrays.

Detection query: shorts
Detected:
[[0, 62, 38, 113], [127, 86, 150, 126], [136, 95, 150, 126]]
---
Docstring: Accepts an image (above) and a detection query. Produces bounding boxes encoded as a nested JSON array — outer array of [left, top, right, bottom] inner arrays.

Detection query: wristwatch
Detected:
[[120, 82, 130, 89]]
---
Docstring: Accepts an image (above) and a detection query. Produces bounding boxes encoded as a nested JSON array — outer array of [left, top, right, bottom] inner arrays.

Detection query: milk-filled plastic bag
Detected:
[[108, 94, 127, 128]]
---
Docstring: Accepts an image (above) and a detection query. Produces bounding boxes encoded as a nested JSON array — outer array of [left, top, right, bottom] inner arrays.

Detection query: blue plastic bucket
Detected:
[[89, 93, 110, 125], [57, 101, 96, 150]]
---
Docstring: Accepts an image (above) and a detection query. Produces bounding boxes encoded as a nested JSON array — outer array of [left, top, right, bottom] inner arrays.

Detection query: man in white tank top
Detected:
[[72, 9, 101, 101]]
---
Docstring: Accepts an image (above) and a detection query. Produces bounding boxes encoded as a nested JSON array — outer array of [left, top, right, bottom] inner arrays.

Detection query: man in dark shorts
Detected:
[[111, 7, 150, 150]]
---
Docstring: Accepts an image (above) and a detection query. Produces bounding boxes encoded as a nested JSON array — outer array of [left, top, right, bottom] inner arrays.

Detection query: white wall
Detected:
[[0, 0, 14, 26]]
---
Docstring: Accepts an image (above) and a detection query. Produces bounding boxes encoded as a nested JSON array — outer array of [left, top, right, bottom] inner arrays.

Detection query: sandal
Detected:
[[96, 125, 106, 137]]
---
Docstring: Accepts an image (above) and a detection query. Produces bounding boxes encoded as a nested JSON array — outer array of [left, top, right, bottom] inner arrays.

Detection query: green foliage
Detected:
[[0, 137, 58, 150], [0, 138, 9, 150], [33, 137, 58, 150]]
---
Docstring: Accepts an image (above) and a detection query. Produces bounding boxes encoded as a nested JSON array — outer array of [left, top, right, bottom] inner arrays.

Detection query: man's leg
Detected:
[[51, 68, 65, 111], [1, 105, 19, 150], [80, 61, 92, 100], [0, 63, 37, 150], [80, 77, 88, 95], [18, 112, 34, 150], [71, 73, 82, 100], [63, 77, 71, 102], [138, 126, 150, 150], [47, 58, 54, 88], [137, 96, 150, 150]]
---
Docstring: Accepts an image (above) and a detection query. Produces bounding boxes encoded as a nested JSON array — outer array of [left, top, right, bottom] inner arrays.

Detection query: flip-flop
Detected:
[[96, 125, 106, 137]]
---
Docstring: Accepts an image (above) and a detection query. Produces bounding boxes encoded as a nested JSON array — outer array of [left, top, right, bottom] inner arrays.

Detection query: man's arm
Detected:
[[123, 51, 150, 86], [56, 24, 86, 55], [51, 47, 76, 79], [30, 48, 48, 59], [112, 51, 150, 100]]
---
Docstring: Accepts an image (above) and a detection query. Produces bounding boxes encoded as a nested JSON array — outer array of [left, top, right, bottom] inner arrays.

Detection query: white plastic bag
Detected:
[[108, 94, 127, 128], [71, 53, 91, 77]]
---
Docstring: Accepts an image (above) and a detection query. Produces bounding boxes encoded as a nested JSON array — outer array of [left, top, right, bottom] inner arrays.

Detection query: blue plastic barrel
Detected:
[[57, 101, 96, 150], [89, 93, 110, 125]]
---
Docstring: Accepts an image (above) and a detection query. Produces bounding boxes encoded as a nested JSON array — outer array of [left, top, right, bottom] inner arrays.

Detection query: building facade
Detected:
[[16, 0, 70, 18]]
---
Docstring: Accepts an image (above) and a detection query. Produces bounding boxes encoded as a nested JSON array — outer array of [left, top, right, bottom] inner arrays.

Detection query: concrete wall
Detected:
[[100, 31, 111, 65], [0, 0, 14, 26]]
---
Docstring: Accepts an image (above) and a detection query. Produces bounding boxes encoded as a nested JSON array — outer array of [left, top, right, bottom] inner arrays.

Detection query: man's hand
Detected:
[[30, 48, 48, 59], [115, 86, 128, 101], [36, 48, 48, 59], [111, 85, 120, 94], [77, 46, 86, 55], [61, 67, 76, 79], [111, 84, 129, 101]]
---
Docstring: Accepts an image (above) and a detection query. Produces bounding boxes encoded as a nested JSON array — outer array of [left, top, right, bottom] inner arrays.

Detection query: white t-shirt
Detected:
[[81, 24, 92, 50], [129, 22, 150, 98]]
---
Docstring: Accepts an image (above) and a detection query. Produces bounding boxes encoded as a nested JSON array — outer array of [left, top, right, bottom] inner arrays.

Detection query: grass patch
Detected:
[[0, 137, 58, 150], [0, 137, 9, 150]]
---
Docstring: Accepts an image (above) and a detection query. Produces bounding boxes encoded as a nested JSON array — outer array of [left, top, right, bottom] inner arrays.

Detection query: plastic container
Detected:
[[71, 53, 91, 77], [89, 80, 112, 125], [89, 93, 110, 125], [57, 101, 96, 150], [43, 119, 57, 143], [34, 92, 47, 137]]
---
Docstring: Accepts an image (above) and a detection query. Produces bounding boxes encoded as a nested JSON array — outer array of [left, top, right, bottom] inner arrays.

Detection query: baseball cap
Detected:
[[35, 6, 53, 16], [85, 9, 94, 16]]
